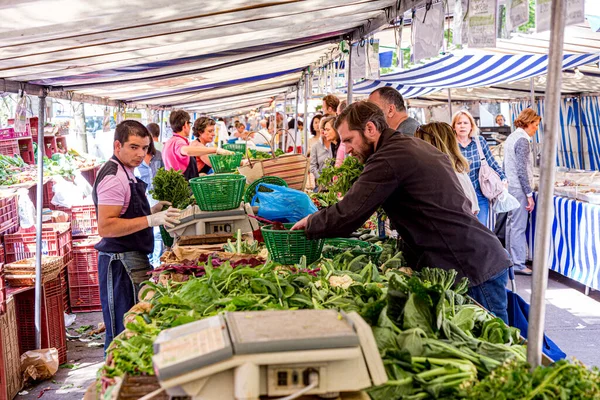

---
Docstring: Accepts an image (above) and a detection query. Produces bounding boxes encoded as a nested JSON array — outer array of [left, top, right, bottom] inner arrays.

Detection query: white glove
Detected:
[[151, 200, 172, 214], [216, 148, 235, 156], [146, 207, 181, 228]]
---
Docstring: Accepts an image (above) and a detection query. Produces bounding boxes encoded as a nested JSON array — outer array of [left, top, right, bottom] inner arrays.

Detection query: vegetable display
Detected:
[[248, 148, 285, 160], [150, 168, 194, 209], [98, 239, 600, 400]]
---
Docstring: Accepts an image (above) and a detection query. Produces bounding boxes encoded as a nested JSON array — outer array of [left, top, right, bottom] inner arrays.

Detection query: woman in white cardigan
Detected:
[[503, 108, 541, 276], [415, 122, 480, 215]]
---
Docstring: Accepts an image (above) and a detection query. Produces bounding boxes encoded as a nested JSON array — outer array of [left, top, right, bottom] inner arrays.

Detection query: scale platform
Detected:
[[167, 204, 259, 238], [153, 309, 386, 400]]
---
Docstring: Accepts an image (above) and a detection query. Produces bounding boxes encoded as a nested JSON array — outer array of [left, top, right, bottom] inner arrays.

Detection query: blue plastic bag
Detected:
[[251, 183, 318, 223]]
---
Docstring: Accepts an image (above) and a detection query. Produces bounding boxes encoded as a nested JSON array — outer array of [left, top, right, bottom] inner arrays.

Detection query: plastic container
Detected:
[[223, 143, 247, 154], [4, 222, 72, 264], [322, 238, 383, 264], [0, 139, 19, 158], [69, 237, 101, 312], [0, 195, 18, 236], [0, 297, 21, 400], [208, 153, 243, 173], [261, 223, 324, 265], [244, 176, 288, 204], [190, 174, 246, 211], [70, 205, 98, 236], [14, 281, 67, 365]]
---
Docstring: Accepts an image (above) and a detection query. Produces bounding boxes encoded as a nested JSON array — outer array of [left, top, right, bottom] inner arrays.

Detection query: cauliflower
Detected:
[[328, 275, 354, 290]]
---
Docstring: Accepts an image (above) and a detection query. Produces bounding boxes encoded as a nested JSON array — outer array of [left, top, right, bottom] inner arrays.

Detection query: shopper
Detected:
[[495, 114, 508, 127], [452, 110, 506, 228], [415, 122, 479, 215], [335, 100, 348, 166], [368, 87, 419, 136], [504, 108, 540, 276], [322, 95, 340, 117], [163, 110, 232, 180], [190, 117, 216, 175], [310, 116, 339, 185], [293, 102, 512, 323], [307, 114, 323, 156], [147, 122, 163, 152], [254, 119, 272, 146], [93, 120, 181, 350]]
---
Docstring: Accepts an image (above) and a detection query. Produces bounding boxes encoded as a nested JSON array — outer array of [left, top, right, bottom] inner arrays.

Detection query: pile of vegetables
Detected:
[[368, 268, 526, 399], [248, 148, 285, 160], [100, 251, 388, 388], [0, 154, 33, 185], [99, 239, 600, 400], [150, 168, 194, 209], [316, 156, 364, 206]]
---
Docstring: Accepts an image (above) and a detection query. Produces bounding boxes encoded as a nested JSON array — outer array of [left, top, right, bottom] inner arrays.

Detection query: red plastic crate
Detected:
[[71, 205, 98, 237], [43, 180, 54, 209], [0, 139, 19, 158], [13, 281, 67, 365], [0, 243, 4, 266], [70, 238, 101, 312], [69, 285, 101, 312], [0, 127, 15, 140], [0, 297, 21, 400], [60, 264, 70, 314], [18, 137, 34, 165], [0, 195, 18, 236], [4, 222, 72, 265]]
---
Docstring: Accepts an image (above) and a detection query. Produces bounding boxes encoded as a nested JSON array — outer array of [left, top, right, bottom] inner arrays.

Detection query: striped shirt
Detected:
[[459, 136, 506, 194]]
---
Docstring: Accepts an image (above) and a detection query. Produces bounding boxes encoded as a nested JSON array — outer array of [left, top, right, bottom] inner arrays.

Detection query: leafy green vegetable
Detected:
[[150, 168, 194, 209], [316, 156, 364, 206]]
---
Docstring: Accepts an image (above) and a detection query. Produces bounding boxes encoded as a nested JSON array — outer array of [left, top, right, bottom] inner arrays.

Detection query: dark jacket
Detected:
[[306, 128, 511, 287]]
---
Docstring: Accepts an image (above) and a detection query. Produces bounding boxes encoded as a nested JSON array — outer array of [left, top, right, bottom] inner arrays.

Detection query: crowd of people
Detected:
[[91, 85, 540, 349]]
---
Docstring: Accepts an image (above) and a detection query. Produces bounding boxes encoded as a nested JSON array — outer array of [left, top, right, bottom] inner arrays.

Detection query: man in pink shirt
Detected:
[[93, 120, 181, 351], [163, 110, 232, 180]]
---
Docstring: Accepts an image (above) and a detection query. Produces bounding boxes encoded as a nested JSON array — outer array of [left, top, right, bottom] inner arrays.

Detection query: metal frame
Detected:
[[528, 0, 567, 369]]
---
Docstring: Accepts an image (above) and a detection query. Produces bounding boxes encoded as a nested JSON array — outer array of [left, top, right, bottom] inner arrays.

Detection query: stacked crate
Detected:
[[70, 237, 102, 312], [0, 297, 22, 400], [4, 223, 73, 313]]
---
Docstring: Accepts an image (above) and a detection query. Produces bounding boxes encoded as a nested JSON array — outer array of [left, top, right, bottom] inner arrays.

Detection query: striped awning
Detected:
[[353, 52, 600, 97]]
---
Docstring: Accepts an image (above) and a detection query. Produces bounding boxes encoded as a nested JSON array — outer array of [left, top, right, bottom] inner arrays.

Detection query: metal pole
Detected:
[[294, 84, 300, 153], [303, 73, 309, 155], [447, 89, 453, 119], [35, 90, 47, 349], [530, 77, 536, 108], [347, 40, 353, 104], [528, 0, 566, 369], [577, 95, 586, 169]]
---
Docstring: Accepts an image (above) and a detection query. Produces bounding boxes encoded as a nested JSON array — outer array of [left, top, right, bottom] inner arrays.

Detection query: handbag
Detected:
[[474, 135, 504, 200]]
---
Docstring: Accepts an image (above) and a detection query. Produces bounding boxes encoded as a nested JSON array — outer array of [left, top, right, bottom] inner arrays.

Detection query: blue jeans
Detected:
[[468, 269, 509, 324], [98, 251, 152, 352], [476, 190, 490, 227]]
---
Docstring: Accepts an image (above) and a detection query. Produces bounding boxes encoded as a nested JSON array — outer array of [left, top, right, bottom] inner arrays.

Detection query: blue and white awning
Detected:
[[353, 52, 600, 97]]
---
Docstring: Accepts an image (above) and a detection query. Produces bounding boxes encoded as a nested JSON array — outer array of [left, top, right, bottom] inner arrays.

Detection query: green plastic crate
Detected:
[[322, 238, 383, 263], [208, 153, 243, 173], [261, 223, 324, 265], [223, 143, 247, 154], [244, 176, 288, 204], [190, 174, 246, 211]]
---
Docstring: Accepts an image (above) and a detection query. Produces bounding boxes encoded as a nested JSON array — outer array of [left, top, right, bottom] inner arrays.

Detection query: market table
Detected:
[[527, 193, 600, 291]]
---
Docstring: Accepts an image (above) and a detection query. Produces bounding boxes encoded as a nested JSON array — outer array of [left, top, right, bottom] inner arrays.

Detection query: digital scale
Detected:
[[153, 309, 387, 400], [166, 204, 259, 238]]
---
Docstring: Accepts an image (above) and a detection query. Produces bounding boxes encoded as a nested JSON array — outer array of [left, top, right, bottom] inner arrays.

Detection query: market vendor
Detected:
[[163, 110, 233, 180], [292, 102, 512, 323], [93, 120, 182, 351], [190, 117, 217, 174]]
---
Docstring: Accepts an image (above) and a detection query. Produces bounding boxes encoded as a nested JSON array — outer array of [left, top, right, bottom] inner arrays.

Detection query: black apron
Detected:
[[94, 156, 154, 254]]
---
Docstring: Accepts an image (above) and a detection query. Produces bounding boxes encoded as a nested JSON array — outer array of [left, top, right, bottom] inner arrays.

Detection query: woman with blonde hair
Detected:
[[416, 122, 479, 214], [503, 108, 541, 276], [452, 110, 506, 227]]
